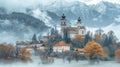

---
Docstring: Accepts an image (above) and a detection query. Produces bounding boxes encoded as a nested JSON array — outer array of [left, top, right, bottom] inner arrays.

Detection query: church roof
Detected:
[[62, 14, 66, 19], [43, 36, 48, 38], [78, 17, 81, 22], [54, 41, 70, 47], [67, 27, 79, 34], [78, 26, 86, 29], [67, 26, 85, 34]]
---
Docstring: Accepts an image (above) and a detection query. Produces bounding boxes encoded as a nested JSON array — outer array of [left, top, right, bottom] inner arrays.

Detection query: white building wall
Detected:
[[53, 46, 70, 53], [78, 29, 86, 35]]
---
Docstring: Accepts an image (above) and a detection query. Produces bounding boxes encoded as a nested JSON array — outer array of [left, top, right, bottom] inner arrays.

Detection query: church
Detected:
[[60, 14, 86, 38]]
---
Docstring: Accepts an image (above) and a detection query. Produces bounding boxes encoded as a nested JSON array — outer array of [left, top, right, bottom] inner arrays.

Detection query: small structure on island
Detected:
[[53, 41, 71, 53]]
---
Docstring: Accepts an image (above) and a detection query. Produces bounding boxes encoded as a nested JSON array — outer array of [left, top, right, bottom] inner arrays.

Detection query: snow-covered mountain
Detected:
[[48, 1, 120, 26], [0, 8, 48, 44], [25, 1, 120, 27], [0, 0, 120, 44]]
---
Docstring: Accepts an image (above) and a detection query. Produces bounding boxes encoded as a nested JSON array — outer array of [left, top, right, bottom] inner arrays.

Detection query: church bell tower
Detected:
[[61, 14, 67, 38], [77, 17, 81, 28], [61, 14, 67, 32]]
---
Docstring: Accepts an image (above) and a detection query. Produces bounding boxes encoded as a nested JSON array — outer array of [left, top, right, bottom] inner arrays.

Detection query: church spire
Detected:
[[62, 14, 66, 19], [77, 17, 81, 28], [61, 14, 66, 26], [77, 17, 81, 24]]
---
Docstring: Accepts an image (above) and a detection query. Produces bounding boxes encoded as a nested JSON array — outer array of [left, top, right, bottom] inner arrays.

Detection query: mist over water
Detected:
[[0, 59, 120, 67]]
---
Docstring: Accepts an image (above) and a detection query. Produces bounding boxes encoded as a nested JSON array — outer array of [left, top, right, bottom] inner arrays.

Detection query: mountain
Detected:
[[0, 7, 6, 14], [0, 12, 47, 32], [21, 1, 120, 27], [30, 1, 119, 27], [0, 1, 120, 44], [0, 9, 48, 44], [27, 8, 60, 27]]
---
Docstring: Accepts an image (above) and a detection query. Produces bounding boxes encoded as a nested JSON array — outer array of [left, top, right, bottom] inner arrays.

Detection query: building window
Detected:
[[82, 31, 84, 34]]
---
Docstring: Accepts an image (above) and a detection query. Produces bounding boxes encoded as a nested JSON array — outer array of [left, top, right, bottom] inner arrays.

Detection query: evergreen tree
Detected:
[[103, 35, 109, 47], [107, 31, 114, 46], [84, 31, 92, 46], [32, 34, 38, 44], [63, 28, 71, 43]]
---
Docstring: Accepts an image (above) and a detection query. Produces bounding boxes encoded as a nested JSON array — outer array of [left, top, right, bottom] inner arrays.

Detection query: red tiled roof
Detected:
[[54, 41, 70, 47], [43, 36, 48, 38]]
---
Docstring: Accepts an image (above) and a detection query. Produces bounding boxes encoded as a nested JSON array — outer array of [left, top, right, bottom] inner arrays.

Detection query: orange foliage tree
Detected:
[[19, 47, 31, 61], [74, 35, 83, 42], [115, 49, 120, 62], [0, 43, 16, 59], [84, 41, 104, 58]]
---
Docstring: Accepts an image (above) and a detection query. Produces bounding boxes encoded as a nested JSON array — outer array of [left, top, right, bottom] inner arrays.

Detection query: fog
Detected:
[[0, 20, 120, 45], [0, 59, 120, 67], [0, 20, 39, 45]]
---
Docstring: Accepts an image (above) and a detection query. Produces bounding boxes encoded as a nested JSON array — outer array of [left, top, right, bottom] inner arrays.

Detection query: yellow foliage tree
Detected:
[[74, 35, 83, 42], [115, 49, 120, 62], [84, 41, 104, 58]]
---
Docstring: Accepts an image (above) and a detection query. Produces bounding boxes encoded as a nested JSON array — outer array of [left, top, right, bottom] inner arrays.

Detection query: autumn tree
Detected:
[[19, 47, 31, 61], [72, 35, 84, 48], [115, 49, 120, 63], [6, 44, 16, 58], [84, 41, 105, 63], [0, 43, 16, 59], [75, 35, 83, 42]]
